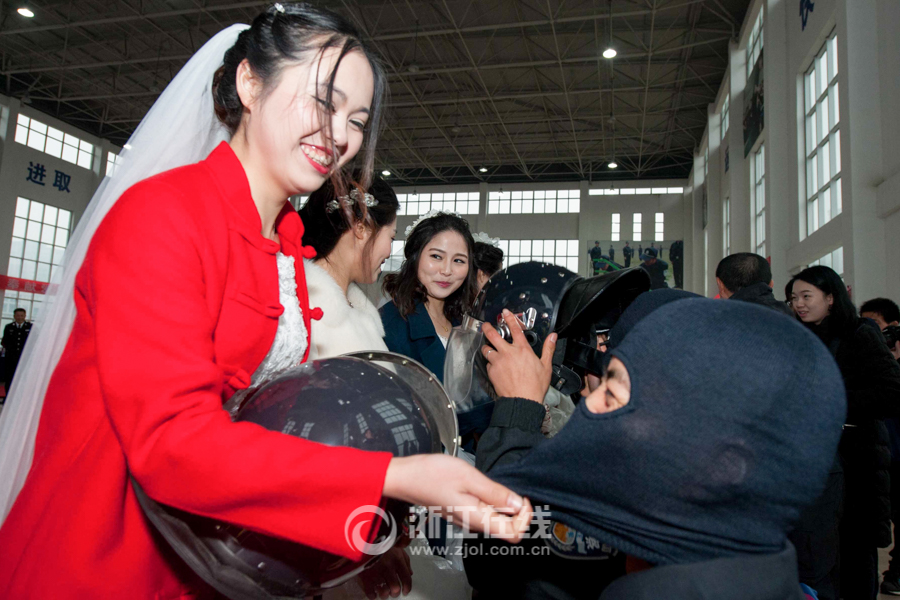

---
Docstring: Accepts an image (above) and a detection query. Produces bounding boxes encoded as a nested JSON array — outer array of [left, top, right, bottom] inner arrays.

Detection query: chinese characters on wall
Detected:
[[27, 161, 72, 193]]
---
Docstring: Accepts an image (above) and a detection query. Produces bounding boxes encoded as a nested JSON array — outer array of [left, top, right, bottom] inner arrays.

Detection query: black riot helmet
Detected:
[[133, 352, 458, 600], [445, 262, 650, 419]]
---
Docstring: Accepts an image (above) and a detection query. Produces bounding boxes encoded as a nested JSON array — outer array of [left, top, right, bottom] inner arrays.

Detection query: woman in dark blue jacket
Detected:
[[380, 212, 478, 383]]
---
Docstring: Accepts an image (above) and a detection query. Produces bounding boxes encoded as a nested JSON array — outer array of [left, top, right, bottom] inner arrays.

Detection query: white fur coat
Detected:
[[305, 260, 472, 600], [304, 259, 387, 360]]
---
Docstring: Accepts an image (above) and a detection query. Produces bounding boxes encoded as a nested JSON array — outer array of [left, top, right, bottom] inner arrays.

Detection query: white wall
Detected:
[[684, 0, 899, 306], [390, 179, 687, 279]]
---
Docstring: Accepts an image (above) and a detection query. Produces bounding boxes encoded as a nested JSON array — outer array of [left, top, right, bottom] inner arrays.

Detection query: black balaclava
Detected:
[[606, 288, 700, 351], [491, 298, 846, 565]]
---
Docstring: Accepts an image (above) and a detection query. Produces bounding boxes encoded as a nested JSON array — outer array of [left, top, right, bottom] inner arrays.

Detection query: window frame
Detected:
[[753, 145, 766, 256], [497, 239, 579, 273], [746, 8, 764, 80], [487, 189, 580, 215], [3, 197, 73, 329], [720, 94, 730, 142], [803, 32, 841, 236], [723, 195, 731, 255], [15, 114, 95, 170], [399, 191, 480, 216]]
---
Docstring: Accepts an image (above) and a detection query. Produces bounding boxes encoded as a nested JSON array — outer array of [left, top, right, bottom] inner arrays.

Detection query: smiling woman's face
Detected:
[[415, 230, 469, 301], [585, 357, 631, 414], [790, 280, 833, 325], [237, 47, 374, 196]]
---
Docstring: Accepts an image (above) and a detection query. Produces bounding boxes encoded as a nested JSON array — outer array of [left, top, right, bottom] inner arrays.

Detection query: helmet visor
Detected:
[[443, 315, 494, 417], [342, 351, 459, 457]]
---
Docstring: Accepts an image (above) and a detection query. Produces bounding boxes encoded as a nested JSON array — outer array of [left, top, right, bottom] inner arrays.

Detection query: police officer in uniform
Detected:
[[2, 308, 32, 395]]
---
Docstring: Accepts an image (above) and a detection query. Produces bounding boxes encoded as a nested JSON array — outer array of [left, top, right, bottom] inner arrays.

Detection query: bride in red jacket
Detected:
[[0, 5, 529, 598]]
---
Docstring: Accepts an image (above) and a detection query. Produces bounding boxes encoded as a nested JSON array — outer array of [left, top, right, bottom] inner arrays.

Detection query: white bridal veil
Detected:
[[0, 24, 250, 521]]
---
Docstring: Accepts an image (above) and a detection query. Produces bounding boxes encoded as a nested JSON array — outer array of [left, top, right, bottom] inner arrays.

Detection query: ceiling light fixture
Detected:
[[17, 6, 34, 17], [381, 170, 391, 177], [608, 161, 618, 169], [479, 167, 488, 173], [602, 48, 617, 59]]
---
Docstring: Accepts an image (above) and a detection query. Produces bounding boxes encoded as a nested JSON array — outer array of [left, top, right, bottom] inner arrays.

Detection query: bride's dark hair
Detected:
[[212, 3, 387, 193], [299, 176, 399, 267]]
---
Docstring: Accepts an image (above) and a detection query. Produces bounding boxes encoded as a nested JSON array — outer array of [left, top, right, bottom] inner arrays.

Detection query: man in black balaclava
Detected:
[[465, 290, 696, 599], [469, 297, 846, 600]]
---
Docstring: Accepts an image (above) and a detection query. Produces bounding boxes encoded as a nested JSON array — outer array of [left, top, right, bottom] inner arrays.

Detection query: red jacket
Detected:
[[0, 144, 393, 599]]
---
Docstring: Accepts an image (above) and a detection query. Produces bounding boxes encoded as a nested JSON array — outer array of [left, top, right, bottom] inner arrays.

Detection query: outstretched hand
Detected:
[[482, 309, 557, 403], [383, 454, 533, 542]]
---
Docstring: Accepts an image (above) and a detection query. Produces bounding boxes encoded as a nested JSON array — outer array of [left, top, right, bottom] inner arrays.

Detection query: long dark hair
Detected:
[[299, 176, 399, 265], [211, 3, 387, 192], [788, 265, 858, 335], [383, 213, 477, 322], [473, 242, 504, 278]]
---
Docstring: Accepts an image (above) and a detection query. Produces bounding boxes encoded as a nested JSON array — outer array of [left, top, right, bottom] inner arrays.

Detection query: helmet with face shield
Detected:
[[444, 262, 650, 427], [132, 352, 458, 600]]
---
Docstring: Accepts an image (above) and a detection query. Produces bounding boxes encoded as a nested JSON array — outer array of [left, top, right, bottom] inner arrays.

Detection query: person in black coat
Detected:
[[1, 308, 32, 394], [621, 242, 633, 268], [668, 240, 684, 288], [464, 294, 845, 600], [788, 266, 900, 600], [715, 252, 793, 316], [639, 247, 669, 290]]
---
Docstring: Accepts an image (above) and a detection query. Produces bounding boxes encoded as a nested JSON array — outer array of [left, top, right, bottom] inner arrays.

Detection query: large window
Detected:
[[399, 191, 479, 216], [588, 187, 683, 196], [611, 213, 621, 242], [753, 145, 766, 256], [14, 114, 94, 169], [809, 247, 844, 276], [703, 146, 709, 183], [720, 94, 730, 142], [747, 8, 764, 79], [654, 213, 664, 242], [496, 239, 579, 273], [632, 213, 642, 242], [723, 196, 731, 255], [385, 240, 406, 272], [704, 227, 709, 297], [3, 197, 72, 329], [106, 151, 121, 177], [488, 189, 580, 214], [804, 33, 841, 236]]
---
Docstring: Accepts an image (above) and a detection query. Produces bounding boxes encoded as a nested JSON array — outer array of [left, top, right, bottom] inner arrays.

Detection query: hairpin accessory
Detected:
[[273, 3, 285, 13], [472, 232, 500, 247], [325, 188, 378, 213], [404, 209, 462, 238]]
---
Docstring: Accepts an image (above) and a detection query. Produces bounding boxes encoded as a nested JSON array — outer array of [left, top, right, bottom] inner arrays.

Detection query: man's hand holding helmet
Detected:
[[481, 308, 557, 404]]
